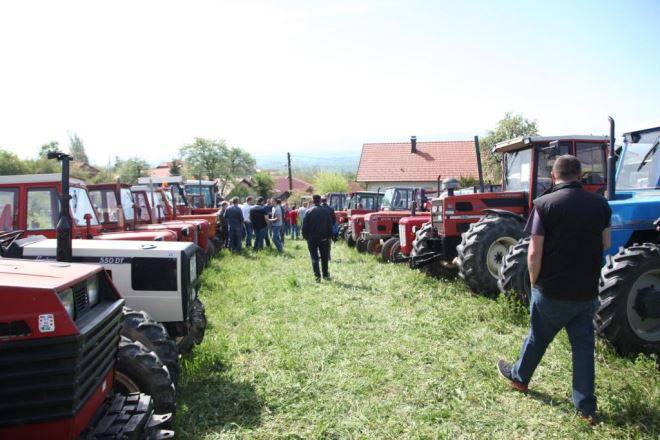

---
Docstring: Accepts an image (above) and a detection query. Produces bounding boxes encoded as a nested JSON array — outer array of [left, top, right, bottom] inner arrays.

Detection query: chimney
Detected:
[[411, 136, 417, 153]]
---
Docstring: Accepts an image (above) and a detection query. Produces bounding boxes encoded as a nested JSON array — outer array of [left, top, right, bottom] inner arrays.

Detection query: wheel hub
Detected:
[[627, 268, 660, 342], [486, 236, 518, 279]]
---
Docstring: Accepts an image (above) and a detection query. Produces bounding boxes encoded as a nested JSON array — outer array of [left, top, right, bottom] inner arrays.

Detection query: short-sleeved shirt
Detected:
[[271, 205, 283, 226], [524, 208, 544, 236], [250, 204, 268, 229], [241, 203, 253, 223], [288, 210, 298, 224]]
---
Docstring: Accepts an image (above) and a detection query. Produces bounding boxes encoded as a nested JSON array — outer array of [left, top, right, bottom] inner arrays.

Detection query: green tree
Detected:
[[252, 171, 274, 198], [313, 171, 349, 194], [480, 112, 539, 182], [39, 141, 60, 158], [169, 159, 182, 176], [114, 157, 150, 184], [0, 148, 29, 175], [68, 132, 89, 164], [217, 147, 256, 195], [180, 138, 227, 180], [227, 184, 250, 199]]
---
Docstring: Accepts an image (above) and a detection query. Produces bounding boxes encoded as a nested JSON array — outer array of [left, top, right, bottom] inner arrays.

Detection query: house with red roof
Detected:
[[356, 137, 479, 191]]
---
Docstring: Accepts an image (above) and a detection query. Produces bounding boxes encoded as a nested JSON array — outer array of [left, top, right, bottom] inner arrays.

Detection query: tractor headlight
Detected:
[[57, 288, 75, 319], [87, 277, 99, 306]]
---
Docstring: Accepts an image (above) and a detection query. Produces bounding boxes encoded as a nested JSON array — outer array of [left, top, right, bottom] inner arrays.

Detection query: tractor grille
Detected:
[[73, 282, 90, 318], [0, 299, 123, 427]]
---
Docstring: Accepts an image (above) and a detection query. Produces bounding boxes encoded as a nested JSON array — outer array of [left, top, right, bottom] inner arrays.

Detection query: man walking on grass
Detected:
[[302, 194, 333, 282], [223, 197, 245, 253], [497, 155, 611, 425]]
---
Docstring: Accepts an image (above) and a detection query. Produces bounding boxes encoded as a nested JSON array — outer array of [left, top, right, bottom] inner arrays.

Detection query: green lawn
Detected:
[[174, 241, 658, 439]]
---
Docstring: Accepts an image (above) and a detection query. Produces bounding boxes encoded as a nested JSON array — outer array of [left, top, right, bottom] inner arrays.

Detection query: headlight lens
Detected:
[[57, 288, 75, 318], [87, 277, 99, 306]]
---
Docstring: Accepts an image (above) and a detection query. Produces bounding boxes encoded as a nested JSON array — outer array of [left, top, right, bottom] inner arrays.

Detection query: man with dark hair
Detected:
[[223, 196, 244, 253], [497, 154, 611, 425], [250, 196, 269, 251], [241, 196, 254, 247], [320, 196, 338, 240], [302, 194, 333, 281]]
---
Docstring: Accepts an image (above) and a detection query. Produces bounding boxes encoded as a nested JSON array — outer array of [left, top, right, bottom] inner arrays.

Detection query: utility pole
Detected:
[[287, 152, 293, 191]]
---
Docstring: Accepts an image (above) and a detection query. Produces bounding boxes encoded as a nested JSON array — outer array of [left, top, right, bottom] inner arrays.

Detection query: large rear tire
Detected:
[[498, 237, 532, 305], [596, 243, 660, 356], [115, 336, 176, 417], [390, 240, 405, 264], [381, 237, 399, 262], [456, 215, 524, 296], [121, 308, 181, 385]]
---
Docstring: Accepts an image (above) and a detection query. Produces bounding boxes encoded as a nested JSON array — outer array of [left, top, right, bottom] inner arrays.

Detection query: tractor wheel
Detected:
[[367, 239, 383, 256], [195, 246, 205, 276], [596, 243, 660, 356], [390, 240, 405, 264], [338, 225, 348, 241], [356, 238, 368, 253], [205, 240, 216, 265], [456, 215, 524, 296], [176, 298, 207, 354], [346, 229, 356, 247], [115, 336, 176, 417], [121, 308, 181, 385], [88, 393, 173, 439], [381, 237, 399, 262], [411, 222, 433, 258], [498, 237, 532, 305]]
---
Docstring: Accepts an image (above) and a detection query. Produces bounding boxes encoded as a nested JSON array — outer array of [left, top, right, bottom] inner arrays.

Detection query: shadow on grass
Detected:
[[527, 389, 659, 433], [328, 279, 372, 292], [177, 354, 264, 434]]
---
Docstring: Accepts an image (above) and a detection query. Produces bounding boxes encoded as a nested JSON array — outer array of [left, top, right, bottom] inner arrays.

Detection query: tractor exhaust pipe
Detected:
[[474, 135, 485, 193], [48, 152, 73, 263], [607, 116, 616, 201]]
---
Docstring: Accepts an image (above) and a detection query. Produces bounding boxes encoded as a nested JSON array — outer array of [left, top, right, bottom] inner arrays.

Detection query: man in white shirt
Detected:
[[241, 196, 254, 247]]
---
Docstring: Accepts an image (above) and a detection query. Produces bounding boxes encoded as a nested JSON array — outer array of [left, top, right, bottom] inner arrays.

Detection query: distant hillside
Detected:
[[255, 151, 360, 173]]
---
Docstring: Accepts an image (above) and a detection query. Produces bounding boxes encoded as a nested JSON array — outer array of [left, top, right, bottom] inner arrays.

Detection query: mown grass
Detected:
[[174, 241, 659, 439]]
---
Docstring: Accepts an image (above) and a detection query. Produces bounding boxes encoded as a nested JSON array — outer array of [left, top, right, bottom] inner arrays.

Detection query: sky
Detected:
[[0, 0, 658, 167]]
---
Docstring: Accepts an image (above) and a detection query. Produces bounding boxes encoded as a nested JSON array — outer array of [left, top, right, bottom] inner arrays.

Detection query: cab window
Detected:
[[69, 187, 99, 226], [120, 189, 135, 220], [536, 142, 570, 196], [576, 142, 606, 184], [135, 193, 151, 222], [27, 188, 57, 230], [504, 148, 532, 192], [0, 188, 18, 231]]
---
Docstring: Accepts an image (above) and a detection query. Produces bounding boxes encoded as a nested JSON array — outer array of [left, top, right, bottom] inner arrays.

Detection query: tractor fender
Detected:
[[481, 209, 526, 224]]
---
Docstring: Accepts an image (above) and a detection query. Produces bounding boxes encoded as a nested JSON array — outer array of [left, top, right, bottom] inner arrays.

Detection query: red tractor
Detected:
[[0, 257, 175, 439], [410, 135, 609, 294], [359, 187, 433, 257], [0, 174, 174, 242], [335, 191, 379, 242], [343, 191, 384, 247]]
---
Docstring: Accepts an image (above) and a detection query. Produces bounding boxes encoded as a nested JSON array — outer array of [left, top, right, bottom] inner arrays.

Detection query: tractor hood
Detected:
[[606, 190, 660, 254]]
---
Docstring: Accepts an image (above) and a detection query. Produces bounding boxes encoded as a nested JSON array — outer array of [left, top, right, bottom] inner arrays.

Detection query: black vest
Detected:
[[534, 182, 611, 301]]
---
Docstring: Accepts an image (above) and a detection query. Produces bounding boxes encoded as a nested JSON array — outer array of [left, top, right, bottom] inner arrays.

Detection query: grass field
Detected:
[[174, 241, 658, 439]]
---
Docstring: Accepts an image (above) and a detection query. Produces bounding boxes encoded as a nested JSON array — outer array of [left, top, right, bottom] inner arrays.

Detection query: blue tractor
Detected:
[[498, 118, 660, 355], [596, 118, 660, 355]]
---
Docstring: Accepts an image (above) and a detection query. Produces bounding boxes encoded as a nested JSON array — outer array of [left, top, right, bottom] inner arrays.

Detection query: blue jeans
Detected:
[[271, 225, 283, 252], [290, 224, 299, 239], [512, 288, 599, 416], [228, 225, 243, 252], [244, 222, 253, 247], [253, 227, 267, 250]]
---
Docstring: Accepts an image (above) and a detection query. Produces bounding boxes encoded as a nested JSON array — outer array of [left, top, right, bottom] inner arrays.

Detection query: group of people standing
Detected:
[[221, 194, 337, 281]]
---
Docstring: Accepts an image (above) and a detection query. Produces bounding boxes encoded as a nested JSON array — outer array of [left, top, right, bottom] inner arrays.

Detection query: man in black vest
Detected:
[[302, 194, 333, 282], [497, 155, 611, 425]]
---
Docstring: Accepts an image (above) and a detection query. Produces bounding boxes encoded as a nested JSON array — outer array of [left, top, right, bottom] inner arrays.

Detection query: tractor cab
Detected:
[[337, 191, 383, 241], [0, 174, 172, 242], [186, 179, 218, 209], [138, 176, 189, 212], [325, 192, 347, 211]]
